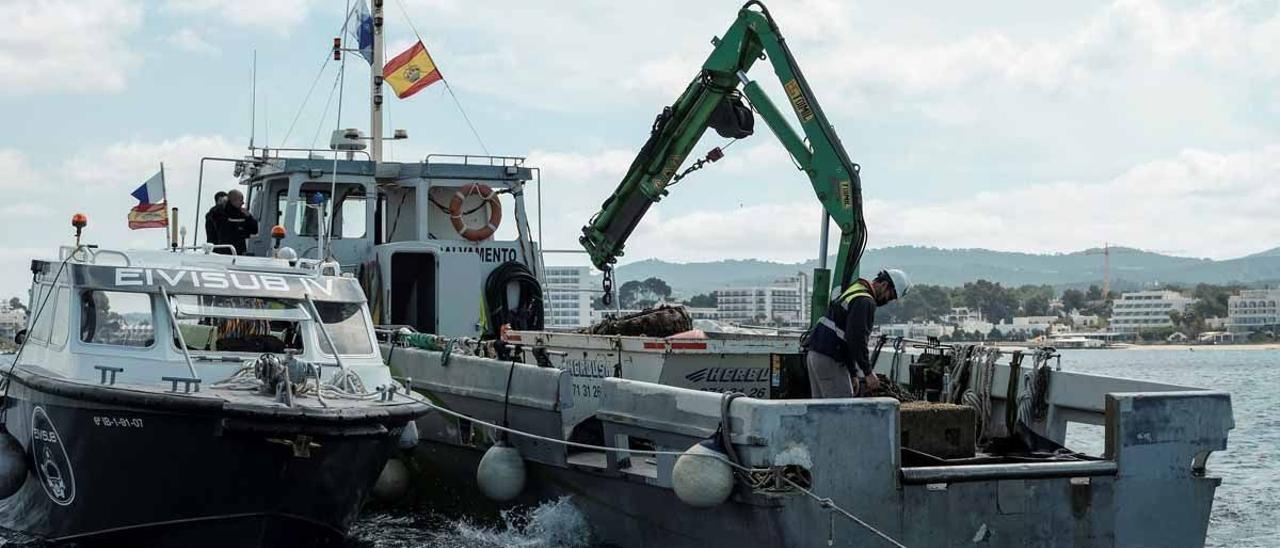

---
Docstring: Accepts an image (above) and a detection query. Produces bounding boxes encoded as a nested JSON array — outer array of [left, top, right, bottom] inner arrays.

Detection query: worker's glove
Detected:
[[856, 372, 880, 396]]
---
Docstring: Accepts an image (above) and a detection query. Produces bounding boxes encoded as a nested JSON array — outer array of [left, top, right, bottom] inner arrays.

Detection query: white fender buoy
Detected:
[[672, 442, 734, 508], [372, 458, 410, 501], [476, 441, 526, 502], [397, 420, 420, 450], [0, 426, 28, 499]]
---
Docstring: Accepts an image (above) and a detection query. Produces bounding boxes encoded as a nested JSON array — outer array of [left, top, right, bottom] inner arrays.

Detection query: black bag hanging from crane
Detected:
[[708, 91, 754, 139]]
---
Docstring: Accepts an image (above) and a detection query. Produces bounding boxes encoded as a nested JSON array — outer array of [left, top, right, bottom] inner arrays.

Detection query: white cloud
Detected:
[[0, 0, 143, 93], [526, 149, 633, 185], [0, 203, 53, 217], [0, 135, 242, 297], [165, 0, 318, 34], [615, 144, 1280, 264], [166, 27, 220, 55], [63, 134, 241, 197], [0, 150, 37, 190]]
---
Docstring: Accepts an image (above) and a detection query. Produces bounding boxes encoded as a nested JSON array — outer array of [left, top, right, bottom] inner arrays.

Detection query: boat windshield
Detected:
[[170, 295, 307, 354], [314, 301, 374, 356], [169, 295, 373, 356]]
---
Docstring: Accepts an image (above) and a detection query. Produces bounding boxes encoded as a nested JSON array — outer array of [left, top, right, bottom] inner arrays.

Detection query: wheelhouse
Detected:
[[227, 153, 543, 338]]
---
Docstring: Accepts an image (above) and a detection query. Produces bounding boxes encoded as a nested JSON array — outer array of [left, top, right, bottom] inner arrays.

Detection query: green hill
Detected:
[[613, 245, 1276, 296]]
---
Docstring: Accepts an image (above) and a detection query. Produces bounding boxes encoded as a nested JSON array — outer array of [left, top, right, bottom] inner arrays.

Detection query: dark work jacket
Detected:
[[203, 205, 221, 244], [210, 204, 259, 255], [807, 280, 876, 376]]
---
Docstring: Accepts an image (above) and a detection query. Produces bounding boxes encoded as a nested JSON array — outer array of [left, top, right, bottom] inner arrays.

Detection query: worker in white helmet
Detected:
[[805, 269, 911, 397]]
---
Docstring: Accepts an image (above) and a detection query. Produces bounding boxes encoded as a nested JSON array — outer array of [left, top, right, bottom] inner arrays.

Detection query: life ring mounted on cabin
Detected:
[[449, 183, 502, 241]]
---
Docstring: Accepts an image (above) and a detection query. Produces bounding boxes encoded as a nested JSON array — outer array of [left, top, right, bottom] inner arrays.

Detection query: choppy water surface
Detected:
[[351, 348, 1279, 548]]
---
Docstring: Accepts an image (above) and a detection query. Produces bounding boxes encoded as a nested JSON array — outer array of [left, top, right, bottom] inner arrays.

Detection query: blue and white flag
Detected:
[[347, 1, 374, 64], [130, 170, 165, 205]]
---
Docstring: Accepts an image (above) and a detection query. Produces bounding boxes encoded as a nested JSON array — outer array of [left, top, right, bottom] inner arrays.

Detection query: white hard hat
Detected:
[[883, 268, 911, 299]]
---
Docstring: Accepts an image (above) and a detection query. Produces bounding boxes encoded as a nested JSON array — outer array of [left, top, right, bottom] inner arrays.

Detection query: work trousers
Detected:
[[806, 350, 856, 398]]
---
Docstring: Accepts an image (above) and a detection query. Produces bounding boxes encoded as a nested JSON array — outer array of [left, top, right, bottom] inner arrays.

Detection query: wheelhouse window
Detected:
[[80, 291, 154, 347], [275, 187, 367, 239], [27, 285, 68, 347], [314, 301, 373, 355], [170, 295, 308, 353]]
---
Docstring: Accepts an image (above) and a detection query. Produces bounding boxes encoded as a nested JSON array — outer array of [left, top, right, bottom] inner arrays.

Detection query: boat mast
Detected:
[[371, 0, 384, 162]]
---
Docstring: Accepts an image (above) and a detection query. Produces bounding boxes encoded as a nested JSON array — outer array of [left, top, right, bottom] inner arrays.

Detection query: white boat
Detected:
[[1, 235, 428, 547]]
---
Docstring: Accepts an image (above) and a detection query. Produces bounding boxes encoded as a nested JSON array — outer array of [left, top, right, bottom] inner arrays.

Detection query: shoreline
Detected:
[[1113, 343, 1280, 351], [981, 342, 1280, 351]]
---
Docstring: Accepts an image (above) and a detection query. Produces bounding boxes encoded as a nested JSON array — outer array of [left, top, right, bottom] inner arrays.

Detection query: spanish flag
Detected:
[[382, 41, 442, 99], [128, 203, 168, 229], [128, 168, 169, 229]]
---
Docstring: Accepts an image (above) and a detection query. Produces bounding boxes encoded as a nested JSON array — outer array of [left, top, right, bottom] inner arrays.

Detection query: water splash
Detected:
[[454, 497, 592, 548], [349, 497, 592, 548]]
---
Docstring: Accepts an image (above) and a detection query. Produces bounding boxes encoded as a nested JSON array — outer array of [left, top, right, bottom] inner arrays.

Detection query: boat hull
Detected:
[[0, 372, 401, 548]]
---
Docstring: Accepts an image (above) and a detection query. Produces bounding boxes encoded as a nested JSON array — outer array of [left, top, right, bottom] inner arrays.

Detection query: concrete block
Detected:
[[900, 402, 976, 459]]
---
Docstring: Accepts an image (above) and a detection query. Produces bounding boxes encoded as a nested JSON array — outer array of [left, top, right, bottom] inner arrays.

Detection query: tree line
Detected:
[[590, 276, 1251, 335]]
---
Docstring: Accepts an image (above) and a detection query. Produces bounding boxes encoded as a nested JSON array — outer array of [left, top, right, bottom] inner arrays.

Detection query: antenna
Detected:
[[324, 0, 353, 261], [1103, 242, 1110, 299], [249, 50, 258, 150]]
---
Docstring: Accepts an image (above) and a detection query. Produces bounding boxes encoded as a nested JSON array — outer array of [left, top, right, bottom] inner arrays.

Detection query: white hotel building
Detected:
[[1109, 290, 1196, 333], [1227, 289, 1280, 333], [715, 275, 809, 327], [542, 266, 597, 329]]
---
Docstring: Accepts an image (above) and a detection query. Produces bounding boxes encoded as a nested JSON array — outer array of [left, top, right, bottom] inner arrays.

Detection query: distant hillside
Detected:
[[613, 246, 1280, 296]]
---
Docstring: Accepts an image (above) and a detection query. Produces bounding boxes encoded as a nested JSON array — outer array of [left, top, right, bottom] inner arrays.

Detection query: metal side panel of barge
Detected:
[[385, 344, 1232, 548]]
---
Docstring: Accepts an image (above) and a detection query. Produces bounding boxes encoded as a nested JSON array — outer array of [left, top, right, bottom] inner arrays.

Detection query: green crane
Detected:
[[579, 1, 867, 322]]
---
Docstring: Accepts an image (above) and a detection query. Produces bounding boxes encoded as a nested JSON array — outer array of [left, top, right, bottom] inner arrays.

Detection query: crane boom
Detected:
[[579, 1, 867, 321]]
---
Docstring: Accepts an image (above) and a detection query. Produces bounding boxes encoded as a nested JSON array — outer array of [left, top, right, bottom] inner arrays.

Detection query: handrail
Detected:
[[250, 146, 373, 161], [901, 461, 1116, 484], [423, 153, 526, 167], [59, 246, 131, 266], [204, 244, 239, 265]]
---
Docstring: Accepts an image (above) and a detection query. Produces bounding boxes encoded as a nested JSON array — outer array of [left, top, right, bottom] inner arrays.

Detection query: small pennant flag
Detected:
[[382, 41, 442, 99], [128, 169, 168, 230], [347, 1, 374, 64]]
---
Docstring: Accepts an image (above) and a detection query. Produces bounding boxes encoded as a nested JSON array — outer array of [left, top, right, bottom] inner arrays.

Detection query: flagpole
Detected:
[[371, 0, 384, 163], [159, 163, 170, 248]]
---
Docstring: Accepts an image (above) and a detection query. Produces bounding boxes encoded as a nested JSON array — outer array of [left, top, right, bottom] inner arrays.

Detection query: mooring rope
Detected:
[[419, 398, 907, 548]]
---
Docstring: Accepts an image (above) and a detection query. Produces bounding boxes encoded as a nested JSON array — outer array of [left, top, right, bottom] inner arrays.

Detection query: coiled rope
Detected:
[[420, 397, 906, 548], [959, 347, 998, 443], [1017, 349, 1054, 426], [888, 337, 906, 385], [210, 358, 380, 402]]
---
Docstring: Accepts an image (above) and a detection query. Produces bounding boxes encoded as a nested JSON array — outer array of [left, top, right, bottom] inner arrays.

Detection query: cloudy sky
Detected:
[[1, 0, 1278, 295]]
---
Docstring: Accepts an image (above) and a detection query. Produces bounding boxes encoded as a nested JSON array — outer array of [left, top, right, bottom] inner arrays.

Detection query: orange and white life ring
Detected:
[[449, 183, 502, 241]]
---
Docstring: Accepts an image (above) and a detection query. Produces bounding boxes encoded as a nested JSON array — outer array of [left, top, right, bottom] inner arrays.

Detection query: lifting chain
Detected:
[[601, 267, 615, 306], [668, 138, 739, 187]]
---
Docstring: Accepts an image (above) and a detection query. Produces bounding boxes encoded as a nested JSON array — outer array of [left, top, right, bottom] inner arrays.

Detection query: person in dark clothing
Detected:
[[204, 191, 228, 244], [805, 269, 911, 397], [210, 189, 259, 255]]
